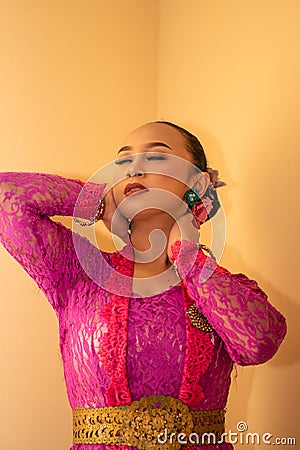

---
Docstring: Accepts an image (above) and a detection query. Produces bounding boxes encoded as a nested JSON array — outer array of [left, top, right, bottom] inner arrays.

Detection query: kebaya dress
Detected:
[[0, 173, 287, 450]]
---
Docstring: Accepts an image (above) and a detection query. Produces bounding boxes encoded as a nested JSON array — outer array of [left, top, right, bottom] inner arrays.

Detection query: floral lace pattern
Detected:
[[178, 285, 214, 408], [171, 240, 287, 366], [0, 173, 287, 450], [98, 293, 132, 407]]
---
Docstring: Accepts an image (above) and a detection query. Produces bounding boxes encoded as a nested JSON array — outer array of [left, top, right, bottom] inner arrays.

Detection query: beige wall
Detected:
[[158, 0, 300, 448], [0, 1, 299, 449]]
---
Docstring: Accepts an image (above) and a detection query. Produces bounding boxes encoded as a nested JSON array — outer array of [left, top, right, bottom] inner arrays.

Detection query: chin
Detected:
[[118, 189, 183, 221], [120, 204, 163, 222]]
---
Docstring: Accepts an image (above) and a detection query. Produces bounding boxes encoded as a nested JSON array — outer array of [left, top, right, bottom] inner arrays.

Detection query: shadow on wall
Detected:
[[186, 123, 297, 449], [220, 240, 296, 450]]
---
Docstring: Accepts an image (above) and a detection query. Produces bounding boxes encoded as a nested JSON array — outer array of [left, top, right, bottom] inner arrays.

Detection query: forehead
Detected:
[[121, 123, 190, 156]]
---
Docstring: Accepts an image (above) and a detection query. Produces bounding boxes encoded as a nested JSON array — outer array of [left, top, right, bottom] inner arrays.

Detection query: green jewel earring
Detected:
[[183, 188, 201, 207]]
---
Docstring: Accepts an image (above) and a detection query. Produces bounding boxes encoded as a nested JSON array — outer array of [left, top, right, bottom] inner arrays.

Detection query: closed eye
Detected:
[[146, 155, 166, 161], [115, 154, 167, 165], [114, 157, 133, 165]]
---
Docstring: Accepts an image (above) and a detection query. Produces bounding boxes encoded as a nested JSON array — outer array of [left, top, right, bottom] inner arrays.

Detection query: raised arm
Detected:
[[171, 240, 287, 366], [0, 172, 106, 310]]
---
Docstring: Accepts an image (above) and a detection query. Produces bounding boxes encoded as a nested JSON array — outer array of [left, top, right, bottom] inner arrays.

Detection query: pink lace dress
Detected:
[[0, 173, 287, 450]]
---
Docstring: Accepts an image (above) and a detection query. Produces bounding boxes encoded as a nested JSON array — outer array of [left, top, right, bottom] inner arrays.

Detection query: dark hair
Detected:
[[153, 121, 207, 172], [151, 120, 221, 222]]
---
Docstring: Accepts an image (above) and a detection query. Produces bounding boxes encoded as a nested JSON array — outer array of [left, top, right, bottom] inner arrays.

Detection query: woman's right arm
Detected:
[[0, 172, 106, 310]]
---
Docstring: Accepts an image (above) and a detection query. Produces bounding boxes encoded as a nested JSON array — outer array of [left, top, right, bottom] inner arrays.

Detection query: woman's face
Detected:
[[112, 123, 207, 220]]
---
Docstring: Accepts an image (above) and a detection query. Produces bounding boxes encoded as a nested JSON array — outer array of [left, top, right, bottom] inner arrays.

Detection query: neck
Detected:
[[129, 213, 174, 276]]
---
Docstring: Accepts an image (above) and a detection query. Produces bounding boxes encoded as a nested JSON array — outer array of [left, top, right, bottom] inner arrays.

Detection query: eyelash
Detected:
[[115, 155, 166, 165]]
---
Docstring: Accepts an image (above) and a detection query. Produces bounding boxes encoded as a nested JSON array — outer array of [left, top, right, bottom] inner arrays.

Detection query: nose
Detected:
[[126, 158, 145, 178], [127, 167, 144, 177]]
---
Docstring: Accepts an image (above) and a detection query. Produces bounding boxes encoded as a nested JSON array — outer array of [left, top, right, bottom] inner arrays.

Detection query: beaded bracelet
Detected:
[[73, 198, 105, 226]]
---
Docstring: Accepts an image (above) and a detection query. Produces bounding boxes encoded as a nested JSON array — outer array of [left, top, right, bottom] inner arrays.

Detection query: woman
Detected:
[[0, 121, 287, 450]]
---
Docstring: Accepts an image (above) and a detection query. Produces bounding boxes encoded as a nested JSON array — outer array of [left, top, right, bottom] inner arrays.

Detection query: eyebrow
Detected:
[[117, 141, 173, 154]]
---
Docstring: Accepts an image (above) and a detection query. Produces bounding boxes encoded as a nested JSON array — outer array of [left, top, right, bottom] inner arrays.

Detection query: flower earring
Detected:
[[183, 167, 226, 227], [184, 188, 213, 227]]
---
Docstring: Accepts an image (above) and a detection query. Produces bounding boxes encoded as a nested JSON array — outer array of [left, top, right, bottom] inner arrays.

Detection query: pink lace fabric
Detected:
[[170, 240, 287, 366], [0, 173, 287, 450]]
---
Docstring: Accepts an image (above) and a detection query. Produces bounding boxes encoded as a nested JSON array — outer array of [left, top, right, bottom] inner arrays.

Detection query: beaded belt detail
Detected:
[[73, 395, 225, 449]]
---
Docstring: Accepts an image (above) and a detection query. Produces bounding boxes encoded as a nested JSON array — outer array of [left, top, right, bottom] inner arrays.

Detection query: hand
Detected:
[[167, 211, 199, 263], [166, 172, 210, 263], [102, 188, 129, 243]]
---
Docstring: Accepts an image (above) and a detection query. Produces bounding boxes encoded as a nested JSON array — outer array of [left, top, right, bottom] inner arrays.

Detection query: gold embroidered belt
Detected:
[[73, 395, 226, 449]]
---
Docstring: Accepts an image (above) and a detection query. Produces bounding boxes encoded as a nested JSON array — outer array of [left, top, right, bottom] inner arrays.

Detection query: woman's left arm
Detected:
[[170, 239, 287, 366]]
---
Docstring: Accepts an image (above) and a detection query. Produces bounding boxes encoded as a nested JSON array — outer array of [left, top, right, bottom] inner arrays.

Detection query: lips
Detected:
[[124, 182, 148, 197]]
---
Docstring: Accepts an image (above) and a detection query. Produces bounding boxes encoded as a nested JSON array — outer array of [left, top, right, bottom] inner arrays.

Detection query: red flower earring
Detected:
[[184, 167, 226, 228]]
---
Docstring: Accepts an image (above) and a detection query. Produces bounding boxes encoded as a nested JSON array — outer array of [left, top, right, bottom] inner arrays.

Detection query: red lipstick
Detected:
[[124, 182, 148, 197]]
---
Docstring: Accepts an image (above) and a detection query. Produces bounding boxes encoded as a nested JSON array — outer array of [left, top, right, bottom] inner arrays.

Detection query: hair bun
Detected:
[[206, 167, 226, 189]]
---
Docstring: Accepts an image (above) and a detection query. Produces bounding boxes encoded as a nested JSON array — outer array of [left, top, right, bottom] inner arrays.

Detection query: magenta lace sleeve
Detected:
[[0, 172, 106, 311], [171, 240, 287, 366]]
